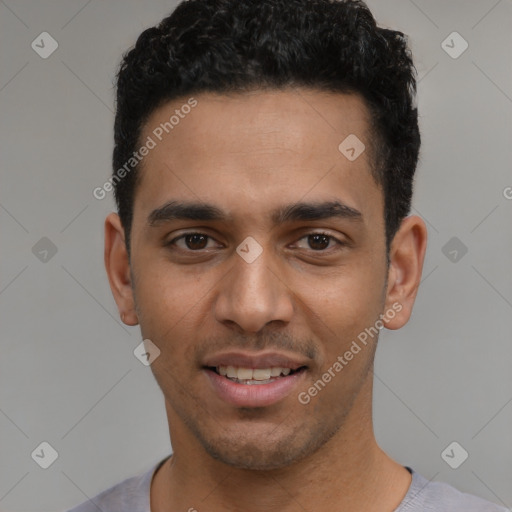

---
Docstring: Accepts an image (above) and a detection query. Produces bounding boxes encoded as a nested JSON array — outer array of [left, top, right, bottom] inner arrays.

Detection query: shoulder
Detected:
[[66, 456, 170, 512], [397, 469, 509, 512]]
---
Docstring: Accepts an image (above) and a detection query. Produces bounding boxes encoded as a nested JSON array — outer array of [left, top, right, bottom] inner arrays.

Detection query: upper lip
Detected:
[[203, 351, 309, 370]]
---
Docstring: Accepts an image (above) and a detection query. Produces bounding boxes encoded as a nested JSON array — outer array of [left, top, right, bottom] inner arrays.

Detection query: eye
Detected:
[[168, 232, 219, 251], [294, 233, 343, 251], [166, 231, 345, 254]]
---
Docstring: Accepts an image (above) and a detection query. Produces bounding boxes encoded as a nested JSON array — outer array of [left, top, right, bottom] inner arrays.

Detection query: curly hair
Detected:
[[113, 0, 420, 254]]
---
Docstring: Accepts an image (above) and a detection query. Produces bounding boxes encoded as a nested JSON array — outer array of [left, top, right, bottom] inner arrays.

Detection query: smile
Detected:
[[211, 365, 302, 384], [204, 365, 308, 407]]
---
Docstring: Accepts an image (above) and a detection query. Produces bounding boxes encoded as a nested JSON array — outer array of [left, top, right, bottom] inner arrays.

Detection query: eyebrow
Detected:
[[147, 200, 362, 226], [272, 201, 362, 224]]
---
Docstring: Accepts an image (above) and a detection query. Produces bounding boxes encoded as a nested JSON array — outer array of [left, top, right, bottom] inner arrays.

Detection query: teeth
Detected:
[[252, 368, 271, 380], [216, 366, 296, 381], [226, 366, 237, 378], [237, 368, 253, 380]]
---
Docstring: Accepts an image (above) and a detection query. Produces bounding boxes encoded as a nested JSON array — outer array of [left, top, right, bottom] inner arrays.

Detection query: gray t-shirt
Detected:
[[67, 456, 509, 512]]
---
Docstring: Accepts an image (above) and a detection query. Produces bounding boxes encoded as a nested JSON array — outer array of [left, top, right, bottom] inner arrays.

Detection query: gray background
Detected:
[[1, 0, 511, 510]]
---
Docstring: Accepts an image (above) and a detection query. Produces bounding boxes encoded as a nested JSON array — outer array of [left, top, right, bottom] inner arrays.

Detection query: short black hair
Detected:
[[113, 0, 420, 255]]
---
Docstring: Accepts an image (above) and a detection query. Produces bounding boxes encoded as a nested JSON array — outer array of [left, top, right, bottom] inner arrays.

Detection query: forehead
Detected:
[[133, 89, 382, 228]]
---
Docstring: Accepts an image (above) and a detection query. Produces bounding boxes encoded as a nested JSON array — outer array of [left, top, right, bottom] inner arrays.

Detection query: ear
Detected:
[[383, 215, 427, 330], [104, 212, 139, 326]]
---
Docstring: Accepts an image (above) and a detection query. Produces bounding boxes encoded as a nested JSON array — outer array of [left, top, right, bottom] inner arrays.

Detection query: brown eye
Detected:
[[293, 232, 345, 253], [184, 234, 208, 250], [307, 234, 331, 250], [168, 232, 218, 251]]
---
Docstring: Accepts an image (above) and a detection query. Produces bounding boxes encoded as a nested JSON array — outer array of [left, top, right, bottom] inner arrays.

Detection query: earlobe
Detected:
[[383, 215, 427, 330], [104, 212, 139, 326]]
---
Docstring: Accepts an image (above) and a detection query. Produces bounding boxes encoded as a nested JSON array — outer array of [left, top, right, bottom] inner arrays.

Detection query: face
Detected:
[[106, 88, 423, 470]]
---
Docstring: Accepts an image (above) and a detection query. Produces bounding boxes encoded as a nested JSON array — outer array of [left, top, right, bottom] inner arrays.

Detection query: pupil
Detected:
[[186, 234, 207, 250], [309, 234, 329, 250]]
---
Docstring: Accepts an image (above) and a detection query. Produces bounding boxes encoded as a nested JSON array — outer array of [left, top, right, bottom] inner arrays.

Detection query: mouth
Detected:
[[206, 365, 307, 385], [202, 353, 309, 407]]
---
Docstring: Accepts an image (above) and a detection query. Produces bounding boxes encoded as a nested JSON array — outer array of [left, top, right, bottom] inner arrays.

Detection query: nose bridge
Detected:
[[236, 251, 276, 300], [214, 241, 293, 332]]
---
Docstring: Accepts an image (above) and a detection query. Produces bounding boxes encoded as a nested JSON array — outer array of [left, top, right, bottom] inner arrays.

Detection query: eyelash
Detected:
[[166, 231, 346, 253]]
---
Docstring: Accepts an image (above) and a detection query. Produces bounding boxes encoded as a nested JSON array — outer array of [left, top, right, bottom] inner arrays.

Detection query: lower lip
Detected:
[[204, 368, 306, 407]]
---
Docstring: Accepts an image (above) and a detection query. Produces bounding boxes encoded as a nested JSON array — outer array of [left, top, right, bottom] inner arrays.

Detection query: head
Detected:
[[105, 0, 427, 470]]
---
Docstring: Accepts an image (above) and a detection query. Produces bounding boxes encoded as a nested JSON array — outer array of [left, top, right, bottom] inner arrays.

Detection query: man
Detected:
[[69, 0, 508, 510]]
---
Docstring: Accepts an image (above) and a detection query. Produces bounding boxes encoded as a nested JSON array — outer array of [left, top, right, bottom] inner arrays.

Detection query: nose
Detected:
[[213, 246, 294, 333]]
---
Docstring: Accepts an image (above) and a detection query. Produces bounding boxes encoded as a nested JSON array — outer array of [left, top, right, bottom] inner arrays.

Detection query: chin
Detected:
[[204, 441, 307, 470], [197, 421, 340, 471]]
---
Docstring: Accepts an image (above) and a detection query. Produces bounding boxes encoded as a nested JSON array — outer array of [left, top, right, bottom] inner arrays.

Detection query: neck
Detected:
[[151, 378, 411, 512]]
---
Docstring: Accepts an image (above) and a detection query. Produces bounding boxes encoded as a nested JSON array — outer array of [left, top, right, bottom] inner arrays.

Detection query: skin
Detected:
[[105, 88, 427, 511]]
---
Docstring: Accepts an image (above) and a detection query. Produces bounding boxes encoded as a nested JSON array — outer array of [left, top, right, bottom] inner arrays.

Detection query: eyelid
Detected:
[[166, 230, 347, 252], [167, 231, 222, 249], [291, 231, 347, 250]]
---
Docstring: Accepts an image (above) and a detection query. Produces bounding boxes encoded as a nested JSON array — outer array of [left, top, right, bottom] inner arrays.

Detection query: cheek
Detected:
[[294, 260, 386, 347], [133, 259, 210, 342]]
